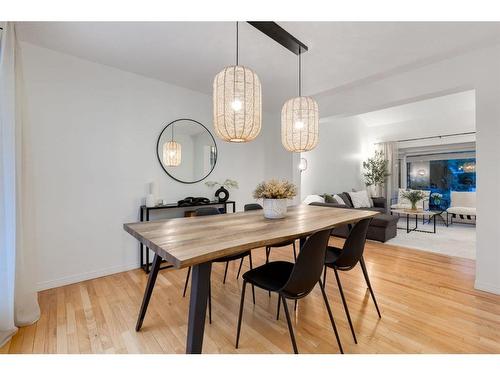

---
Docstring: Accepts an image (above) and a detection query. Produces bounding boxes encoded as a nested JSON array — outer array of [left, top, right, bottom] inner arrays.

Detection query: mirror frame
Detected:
[[156, 118, 218, 184]]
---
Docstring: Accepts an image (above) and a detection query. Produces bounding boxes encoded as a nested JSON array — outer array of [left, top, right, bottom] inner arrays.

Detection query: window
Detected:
[[407, 157, 476, 210]]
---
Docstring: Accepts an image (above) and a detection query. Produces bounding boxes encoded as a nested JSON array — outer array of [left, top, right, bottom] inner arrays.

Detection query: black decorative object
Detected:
[[156, 119, 217, 184], [215, 186, 229, 202], [177, 197, 211, 207]]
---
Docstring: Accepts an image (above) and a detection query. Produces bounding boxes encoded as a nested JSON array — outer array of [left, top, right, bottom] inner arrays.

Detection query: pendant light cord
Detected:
[[236, 21, 239, 66], [298, 46, 302, 97]]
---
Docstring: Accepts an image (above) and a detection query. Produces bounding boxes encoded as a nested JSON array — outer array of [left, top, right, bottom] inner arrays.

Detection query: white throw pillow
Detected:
[[303, 195, 325, 205], [333, 194, 346, 205], [348, 190, 372, 208]]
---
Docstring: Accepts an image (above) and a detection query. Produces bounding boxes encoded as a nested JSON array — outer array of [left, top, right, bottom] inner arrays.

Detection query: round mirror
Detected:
[[156, 119, 217, 184]]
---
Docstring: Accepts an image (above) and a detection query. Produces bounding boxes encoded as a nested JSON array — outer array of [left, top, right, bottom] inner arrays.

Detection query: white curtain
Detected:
[[376, 141, 399, 210], [0, 22, 40, 348]]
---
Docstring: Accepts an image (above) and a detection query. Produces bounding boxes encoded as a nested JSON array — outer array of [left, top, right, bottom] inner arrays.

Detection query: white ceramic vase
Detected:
[[263, 198, 288, 219]]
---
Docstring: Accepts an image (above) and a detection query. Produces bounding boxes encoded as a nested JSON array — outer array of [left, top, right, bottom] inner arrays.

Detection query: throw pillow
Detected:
[[348, 190, 372, 208], [324, 194, 337, 203], [303, 195, 325, 205], [333, 194, 346, 205], [340, 192, 354, 208]]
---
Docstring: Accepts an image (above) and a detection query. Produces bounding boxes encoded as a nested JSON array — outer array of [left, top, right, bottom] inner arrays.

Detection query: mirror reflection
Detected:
[[156, 119, 217, 184]]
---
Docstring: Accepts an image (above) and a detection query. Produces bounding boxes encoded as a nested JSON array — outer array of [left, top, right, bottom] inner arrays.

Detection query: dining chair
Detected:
[[239, 203, 297, 280], [235, 229, 344, 354], [182, 207, 255, 323], [323, 218, 381, 344]]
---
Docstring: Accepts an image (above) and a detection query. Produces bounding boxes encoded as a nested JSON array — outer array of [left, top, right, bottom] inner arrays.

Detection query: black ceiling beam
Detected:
[[247, 21, 308, 55]]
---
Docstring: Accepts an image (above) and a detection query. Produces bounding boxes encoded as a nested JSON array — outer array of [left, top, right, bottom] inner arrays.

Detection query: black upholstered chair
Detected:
[[323, 218, 381, 344], [235, 229, 343, 354], [182, 207, 255, 323]]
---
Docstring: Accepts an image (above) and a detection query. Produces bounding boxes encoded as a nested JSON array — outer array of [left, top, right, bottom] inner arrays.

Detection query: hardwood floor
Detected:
[[2, 238, 500, 354]]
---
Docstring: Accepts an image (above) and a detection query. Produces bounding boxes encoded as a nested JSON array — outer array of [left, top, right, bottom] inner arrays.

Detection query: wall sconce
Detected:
[[418, 169, 426, 176], [298, 158, 308, 172]]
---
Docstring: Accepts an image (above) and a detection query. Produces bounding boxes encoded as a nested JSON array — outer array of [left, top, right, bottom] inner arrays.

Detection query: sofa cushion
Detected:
[[348, 190, 373, 208], [340, 192, 354, 208], [450, 191, 476, 208], [303, 195, 325, 205], [365, 207, 386, 214], [447, 207, 476, 216], [333, 194, 346, 205], [370, 213, 399, 228]]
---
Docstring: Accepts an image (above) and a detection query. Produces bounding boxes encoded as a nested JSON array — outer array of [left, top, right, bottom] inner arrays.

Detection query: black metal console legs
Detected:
[[186, 262, 212, 354]]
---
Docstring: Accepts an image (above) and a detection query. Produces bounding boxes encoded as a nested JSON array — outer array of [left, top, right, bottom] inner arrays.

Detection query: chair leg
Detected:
[[323, 266, 327, 286], [223, 261, 229, 284], [281, 295, 298, 354], [318, 279, 344, 354], [276, 295, 281, 320], [235, 281, 247, 348], [248, 253, 256, 305], [360, 256, 381, 318], [208, 279, 212, 324], [236, 258, 244, 279], [182, 266, 191, 297], [266, 247, 271, 298], [333, 268, 357, 344], [292, 241, 297, 262]]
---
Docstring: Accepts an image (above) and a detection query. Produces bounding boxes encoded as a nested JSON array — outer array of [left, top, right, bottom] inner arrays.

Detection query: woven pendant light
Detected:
[[213, 22, 262, 142], [281, 47, 319, 152], [163, 123, 181, 166]]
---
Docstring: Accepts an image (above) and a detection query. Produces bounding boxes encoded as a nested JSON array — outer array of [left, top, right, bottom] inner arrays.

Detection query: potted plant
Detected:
[[401, 190, 426, 211], [205, 179, 239, 202], [362, 150, 390, 197], [253, 179, 297, 219]]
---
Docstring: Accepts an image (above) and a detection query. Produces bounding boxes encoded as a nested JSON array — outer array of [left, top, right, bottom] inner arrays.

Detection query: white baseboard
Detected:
[[474, 280, 500, 295], [36, 262, 139, 291]]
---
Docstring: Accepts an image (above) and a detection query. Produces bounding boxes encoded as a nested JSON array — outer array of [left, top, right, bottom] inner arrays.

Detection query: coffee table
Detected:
[[390, 209, 439, 234]]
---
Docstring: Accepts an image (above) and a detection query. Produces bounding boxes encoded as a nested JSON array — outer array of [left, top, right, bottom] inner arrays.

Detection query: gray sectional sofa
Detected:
[[310, 192, 398, 242]]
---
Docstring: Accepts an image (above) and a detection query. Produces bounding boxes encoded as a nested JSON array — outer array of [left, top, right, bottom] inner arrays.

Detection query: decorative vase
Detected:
[[146, 194, 156, 208], [410, 201, 417, 211], [215, 186, 229, 202], [368, 184, 382, 198], [263, 198, 288, 219]]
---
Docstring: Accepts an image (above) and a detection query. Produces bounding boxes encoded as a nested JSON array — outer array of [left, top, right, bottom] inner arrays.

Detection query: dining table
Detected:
[[123, 204, 377, 354]]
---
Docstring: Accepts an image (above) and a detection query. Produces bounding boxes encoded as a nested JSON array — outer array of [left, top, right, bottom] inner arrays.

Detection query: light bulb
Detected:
[[294, 120, 304, 130], [231, 99, 242, 112], [169, 151, 175, 157]]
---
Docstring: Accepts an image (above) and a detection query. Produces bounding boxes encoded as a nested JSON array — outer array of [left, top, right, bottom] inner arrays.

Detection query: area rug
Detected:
[[384, 217, 476, 259]]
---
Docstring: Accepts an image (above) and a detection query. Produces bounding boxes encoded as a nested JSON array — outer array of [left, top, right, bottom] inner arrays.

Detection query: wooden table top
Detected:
[[124, 204, 378, 269]]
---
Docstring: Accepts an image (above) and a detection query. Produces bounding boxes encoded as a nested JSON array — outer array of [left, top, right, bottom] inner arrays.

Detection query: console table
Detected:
[[138, 200, 236, 273]]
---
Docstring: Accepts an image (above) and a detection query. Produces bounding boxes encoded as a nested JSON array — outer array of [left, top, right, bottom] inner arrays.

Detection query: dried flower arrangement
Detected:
[[253, 179, 297, 200]]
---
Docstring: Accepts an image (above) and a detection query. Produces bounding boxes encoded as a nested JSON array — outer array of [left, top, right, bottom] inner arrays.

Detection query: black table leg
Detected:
[[136, 253, 162, 331], [186, 262, 212, 354]]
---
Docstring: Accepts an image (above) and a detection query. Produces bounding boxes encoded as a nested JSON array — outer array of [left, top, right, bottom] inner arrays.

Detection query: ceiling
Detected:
[[15, 22, 500, 112], [356, 90, 475, 128]]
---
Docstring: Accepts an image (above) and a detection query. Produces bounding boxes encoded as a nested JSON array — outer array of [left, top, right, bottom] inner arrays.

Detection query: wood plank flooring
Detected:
[[2, 238, 500, 354]]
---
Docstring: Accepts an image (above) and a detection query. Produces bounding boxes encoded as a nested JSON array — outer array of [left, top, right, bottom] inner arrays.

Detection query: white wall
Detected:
[[314, 43, 500, 295], [300, 116, 365, 199], [19, 42, 292, 290]]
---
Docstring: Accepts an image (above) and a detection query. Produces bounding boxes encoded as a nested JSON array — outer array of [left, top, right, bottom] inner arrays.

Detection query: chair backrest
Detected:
[[195, 207, 220, 216], [450, 191, 476, 208], [279, 229, 331, 298], [244, 203, 263, 211], [334, 218, 372, 270]]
